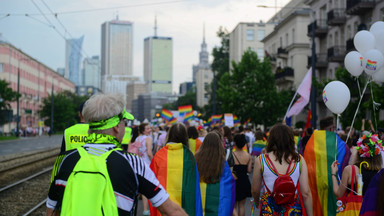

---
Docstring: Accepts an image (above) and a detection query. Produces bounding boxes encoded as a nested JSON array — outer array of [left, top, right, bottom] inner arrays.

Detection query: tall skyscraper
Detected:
[[143, 36, 173, 94], [65, 35, 84, 86], [101, 19, 138, 107], [101, 19, 133, 77], [82, 55, 101, 89], [194, 26, 212, 107]]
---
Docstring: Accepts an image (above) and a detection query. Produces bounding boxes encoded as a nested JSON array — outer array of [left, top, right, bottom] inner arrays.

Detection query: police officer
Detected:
[[60, 102, 89, 153]]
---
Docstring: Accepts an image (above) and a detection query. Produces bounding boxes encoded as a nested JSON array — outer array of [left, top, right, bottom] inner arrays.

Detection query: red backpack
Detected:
[[263, 154, 297, 205]]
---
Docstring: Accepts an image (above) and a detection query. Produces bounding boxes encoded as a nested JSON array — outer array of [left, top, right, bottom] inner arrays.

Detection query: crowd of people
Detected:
[[46, 93, 384, 216]]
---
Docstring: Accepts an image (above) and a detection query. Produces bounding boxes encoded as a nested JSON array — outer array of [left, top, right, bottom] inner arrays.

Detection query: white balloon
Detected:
[[354, 30, 375, 55], [322, 81, 351, 114], [374, 30, 384, 55], [344, 51, 363, 76], [363, 49, 384, 75], [370, 21, 384, 36], [372, 67, 384, 83]]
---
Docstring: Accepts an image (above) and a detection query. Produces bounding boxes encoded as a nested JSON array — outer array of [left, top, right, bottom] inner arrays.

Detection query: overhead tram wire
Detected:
[[0, 0, 190, 16]]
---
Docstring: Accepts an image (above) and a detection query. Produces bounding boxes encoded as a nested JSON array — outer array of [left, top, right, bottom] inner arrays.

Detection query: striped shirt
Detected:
[[47, 143, 169, 215]]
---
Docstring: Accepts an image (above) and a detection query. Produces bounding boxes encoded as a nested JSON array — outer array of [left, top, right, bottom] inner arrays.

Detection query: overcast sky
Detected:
[[1, 0, 289, 93]]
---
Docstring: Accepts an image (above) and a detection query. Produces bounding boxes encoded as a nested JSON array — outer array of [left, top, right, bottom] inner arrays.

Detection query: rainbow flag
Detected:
[[168, 117, 177, 124], [243, 118, 251, 127], [184, 111, 194, 121], [234, 121, 240, 127], [189, 138, 202, 155], [178, 105, 193, 116], [149, 143, 202, 216], [233, 115, 238, 121], [211, 114, 222, 122], [200, 162, 235, 216], [161, 108, 173, 121], [304, 130, 349, 216], [251, 140, 267, 156]]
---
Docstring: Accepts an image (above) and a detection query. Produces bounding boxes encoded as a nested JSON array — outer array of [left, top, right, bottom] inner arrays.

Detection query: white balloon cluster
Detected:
[[344, 21, 384, 82]]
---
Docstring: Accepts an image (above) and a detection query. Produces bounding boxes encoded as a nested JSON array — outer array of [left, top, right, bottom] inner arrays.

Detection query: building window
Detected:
[[292, 28, 295, 43], [257, 30, 265, 41], [246, 29, 254, 41], [0, 63, 3, 72], [257, 48, 264, 59]]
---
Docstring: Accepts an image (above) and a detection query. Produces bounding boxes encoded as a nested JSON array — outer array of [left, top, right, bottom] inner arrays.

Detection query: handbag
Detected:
[[336, 166, 362, 216]]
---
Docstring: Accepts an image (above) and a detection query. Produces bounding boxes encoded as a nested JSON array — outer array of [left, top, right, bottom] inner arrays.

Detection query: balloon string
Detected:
[[356, 77, 362, 98], [370, 82, 380, 132], [336, 114, 340, 161], [346, 79, 370, 145]]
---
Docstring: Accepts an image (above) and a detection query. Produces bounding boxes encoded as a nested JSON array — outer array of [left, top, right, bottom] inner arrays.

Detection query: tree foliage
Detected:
[[217, 50, 292, 128], [163, 89, 198, 111], [39, 91, 89, 132], [0, 80, 20, 124]]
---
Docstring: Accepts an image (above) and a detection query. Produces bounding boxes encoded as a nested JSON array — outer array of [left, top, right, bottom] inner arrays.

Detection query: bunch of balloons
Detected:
[[344, 21, 384, 82]]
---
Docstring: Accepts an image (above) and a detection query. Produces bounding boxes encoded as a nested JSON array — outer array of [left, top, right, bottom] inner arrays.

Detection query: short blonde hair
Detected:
[[82, 93, 124, 123]]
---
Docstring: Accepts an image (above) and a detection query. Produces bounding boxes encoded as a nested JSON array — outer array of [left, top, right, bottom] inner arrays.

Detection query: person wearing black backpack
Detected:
[[251, 123, 313, 215]]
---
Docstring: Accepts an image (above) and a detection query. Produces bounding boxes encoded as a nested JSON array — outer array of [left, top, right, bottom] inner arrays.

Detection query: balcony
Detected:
[[328, 46, 346, 62], [346, 0, 375, 15], [277, 47, 288, 58], [275, 67, 294, 79], [308, 19, 328, 38], [346, 38, 355, 52], [308, 53, 328, 68], [327, 9, 346, 25]]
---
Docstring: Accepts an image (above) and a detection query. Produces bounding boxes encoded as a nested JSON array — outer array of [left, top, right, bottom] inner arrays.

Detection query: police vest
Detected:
[[121, 127, 132, 145], [64, 123, 89, 151]]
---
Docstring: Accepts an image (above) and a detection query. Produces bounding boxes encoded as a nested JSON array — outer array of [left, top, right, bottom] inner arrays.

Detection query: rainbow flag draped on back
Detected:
[[304, 130, 350, 216], [200, 162, 236, 216], [251, 139, 267, 156], [189, 138, 202, 155], [149, 143, 203, 216]]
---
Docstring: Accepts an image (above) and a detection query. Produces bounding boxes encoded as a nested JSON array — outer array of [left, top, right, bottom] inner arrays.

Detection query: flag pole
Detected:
[[284, 91, 299, 121]]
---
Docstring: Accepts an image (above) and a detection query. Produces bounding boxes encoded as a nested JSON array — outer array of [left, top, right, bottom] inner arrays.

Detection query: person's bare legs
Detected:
[[142, 195, 149, 215], [238, 199, 246, 216], [232, 202, 238, 216]]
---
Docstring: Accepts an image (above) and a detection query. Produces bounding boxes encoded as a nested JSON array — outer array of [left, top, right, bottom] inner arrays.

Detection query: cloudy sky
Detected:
[[1, 0, 289, 93]]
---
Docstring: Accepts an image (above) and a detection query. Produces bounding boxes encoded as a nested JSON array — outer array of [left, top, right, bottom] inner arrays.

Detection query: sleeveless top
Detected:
[[137, 135, 151, 165], [260, 154, 301, 193]]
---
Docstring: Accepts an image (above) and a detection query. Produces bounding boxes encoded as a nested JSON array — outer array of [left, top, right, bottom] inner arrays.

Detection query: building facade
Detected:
[[179, 81, 194, 95], [194, 31, 212, 107], [229, 21, 275, 68], [144, 36, 173, 94], [305, 0, 384, 124], [126, 81, 147, 112], [101, 19, 135, 107], [131, 93, 177, 122], [65, 36, 84, 86], [0, 42, 75, 133], [82, 55, 101, 89]]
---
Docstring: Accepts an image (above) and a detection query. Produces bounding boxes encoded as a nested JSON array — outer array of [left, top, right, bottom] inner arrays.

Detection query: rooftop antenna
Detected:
[[154, 15, 158, 36], [116, 11, 119, 20], [203, 22, 205, 43]]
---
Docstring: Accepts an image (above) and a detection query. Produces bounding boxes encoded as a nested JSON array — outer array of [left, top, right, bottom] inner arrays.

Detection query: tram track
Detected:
[[0, 148, 58, 215]]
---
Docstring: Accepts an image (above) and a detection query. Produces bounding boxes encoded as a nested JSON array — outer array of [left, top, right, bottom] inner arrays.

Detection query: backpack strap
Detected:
[[265, 154, 293, 176], [77, 146, 120, 160]]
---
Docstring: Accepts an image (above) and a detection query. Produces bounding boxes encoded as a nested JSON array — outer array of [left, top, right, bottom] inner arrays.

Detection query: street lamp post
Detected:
[[16, 64, 20, 137]]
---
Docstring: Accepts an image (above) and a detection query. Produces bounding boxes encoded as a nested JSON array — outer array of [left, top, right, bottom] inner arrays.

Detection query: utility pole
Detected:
[[50, 79, 54, 135], [16, 65, 20, 137], [310, 14, 317, 129]]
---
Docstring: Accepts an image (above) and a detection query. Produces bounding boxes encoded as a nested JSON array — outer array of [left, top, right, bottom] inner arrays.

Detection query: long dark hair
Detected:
[[166, 123, 189, 147], [266, 123, 299, 164], [223, 126, 233, 142], [195, 132, 225, 184], [188, 126, 199, 139], [138, 123, 148, 135]]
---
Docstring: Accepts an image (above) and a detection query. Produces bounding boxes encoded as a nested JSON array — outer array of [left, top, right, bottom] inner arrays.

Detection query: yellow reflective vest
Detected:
[[121, 127, 132, 145], [64, 123, 89, 151]]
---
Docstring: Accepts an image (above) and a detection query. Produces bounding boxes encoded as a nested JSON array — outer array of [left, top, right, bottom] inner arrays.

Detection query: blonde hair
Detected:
[[82, 93, 124, 123]]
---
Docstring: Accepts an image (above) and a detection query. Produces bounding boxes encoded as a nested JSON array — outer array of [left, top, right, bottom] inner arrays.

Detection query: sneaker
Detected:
[[143, 210, 150, 216]]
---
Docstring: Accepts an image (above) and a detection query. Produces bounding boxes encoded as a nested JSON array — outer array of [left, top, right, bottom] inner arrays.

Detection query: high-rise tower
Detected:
[[65, 35, 84, 86]]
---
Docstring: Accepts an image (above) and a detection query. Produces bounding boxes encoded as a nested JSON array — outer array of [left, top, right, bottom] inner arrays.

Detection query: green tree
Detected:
[[163, 89, 198, 111], [217, 50, 292, 128], [204, 27, 230, 118], [0, 80, 20, 124], [39, 91, 89, 132]]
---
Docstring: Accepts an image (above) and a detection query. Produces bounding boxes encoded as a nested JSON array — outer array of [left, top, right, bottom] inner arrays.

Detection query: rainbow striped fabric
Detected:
[[211, 114, 222, 121], [161, 108, 173, 121], [189, 138, 202, 155], [168, 117, 177, 124], [149, 143, 202, 216], [304, 130, 349, 216], [184, 111, 194, 121], [200, 162, 235, 216], [178, 105, 193, 116], [251, 140, 266, 156]]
